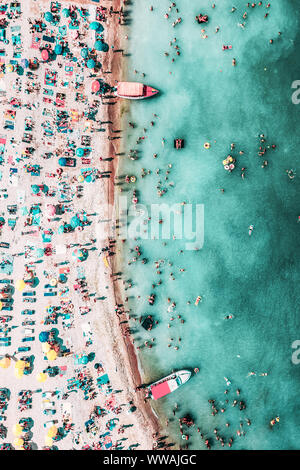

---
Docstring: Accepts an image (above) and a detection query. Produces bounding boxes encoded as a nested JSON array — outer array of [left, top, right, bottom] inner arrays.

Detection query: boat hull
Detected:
[[116, 82, 159, 100], [149, 369, 192, 400]]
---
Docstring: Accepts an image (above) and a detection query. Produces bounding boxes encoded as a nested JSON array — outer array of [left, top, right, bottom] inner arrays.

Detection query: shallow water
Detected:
[[119, 0, 300, 449]]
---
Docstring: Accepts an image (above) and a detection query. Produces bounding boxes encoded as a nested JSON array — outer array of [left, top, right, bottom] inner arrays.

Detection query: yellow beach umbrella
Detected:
[[13, 438, 24, 447], [45, 436, 53, 446], [14, 368, 24, 379], [13, 424, 23, 437], [46, 350, 57, 361], [103, 256, 109, 268], [16, 280, 26, 292], [36, 372, 47, 383], [15, 360, 26, 370], [42, 342, 51, 353], [50, 278, 57, 287], [47, 425, 57, 438], [0, 356, 11, 368], [77, 174, 84, 183], [0, 301, 2, 311], [7, 64, 14, 73]]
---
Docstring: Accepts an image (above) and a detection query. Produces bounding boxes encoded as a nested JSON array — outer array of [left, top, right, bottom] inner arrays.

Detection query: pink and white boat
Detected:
[[148, 370, 192, 400], [116, 81, 159, 100]]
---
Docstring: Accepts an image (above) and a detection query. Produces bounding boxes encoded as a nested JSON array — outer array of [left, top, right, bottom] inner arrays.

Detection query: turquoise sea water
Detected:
[[119, 0, 300, 449]]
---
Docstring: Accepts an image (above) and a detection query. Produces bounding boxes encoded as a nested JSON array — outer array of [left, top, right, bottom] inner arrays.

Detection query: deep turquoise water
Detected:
[[119, 0, 300, 449]]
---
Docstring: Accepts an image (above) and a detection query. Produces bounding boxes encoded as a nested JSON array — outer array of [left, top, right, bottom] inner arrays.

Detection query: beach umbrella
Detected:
[[35, 248, 45, 259], [47, 426, 57, 438], [86, 59, 95, 69], [0, 357, 11, 369], [6, 63, 14, 73], [45, 436, 53, 446], [36, 372, 47, 383], [72, 248, 88, 262], [42, 343, 51, 354], [50, 278, 57, 287], [14, 368, 24, 379], [77, 174, 84, 183], [47, 350, 57, 361], [94, 41, 104, 51], [44, 12, 54, 23], [17, 66, 24, 76], [39, 331, 49, 343], [47, 204, 56, 216], [81, 48, 88, 59], [31, 184, 40, 194], [15, 360, 26, 370], [16, 280, 26, 292], [13, 424, 23, 437], [21, 58, 29, 69], [70, 215, 80, 228], [0, 301, 2, 311], [57, 225, 65, 234], [13, 438, 24, 448], [94, 41, 108, 52], [100, 43, 109, 53], [76, 147, 84, 157], [54, 44, 62, 55], [92, 80, 100, 93], [89, 21, 103, 32], [41, 49, 49, 61], [62, 8, 70, 18]]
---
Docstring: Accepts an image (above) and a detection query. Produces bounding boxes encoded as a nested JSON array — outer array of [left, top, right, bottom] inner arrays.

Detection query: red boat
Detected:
[[116, 82, 159, 100]]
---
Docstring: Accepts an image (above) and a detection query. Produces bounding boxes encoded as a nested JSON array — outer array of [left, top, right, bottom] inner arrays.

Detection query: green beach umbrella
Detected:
[[87, 59, 95, 69], [44, 12, 54, 23]]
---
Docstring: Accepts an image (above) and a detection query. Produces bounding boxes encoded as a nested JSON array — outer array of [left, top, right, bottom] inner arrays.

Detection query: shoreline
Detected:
[[98, 0, 161, 449]]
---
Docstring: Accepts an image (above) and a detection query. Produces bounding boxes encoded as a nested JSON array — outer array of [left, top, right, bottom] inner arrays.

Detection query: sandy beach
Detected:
[[0, 0, 158, 450]]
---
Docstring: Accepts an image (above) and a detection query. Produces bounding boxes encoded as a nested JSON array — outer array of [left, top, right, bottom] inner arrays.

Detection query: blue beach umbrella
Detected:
[[101, 43, 109, 53], [86, 59, 95, 69], [89, 21, 103, 32], [76, 148, 84, 157], [58, 225, 65, 234], [21, 58, 29, 68], [35, 248, 45, 258], [81, 48, 88, 58], [94, 41, 108, 52], [94, 41, 104, 51], [54, 44, 62, 55], [59, 273, 67, 283], [44, 12, 54, 23], [39, 331, 49, 343], [31, 184, 40, 194], [70, 215, 80, 228]]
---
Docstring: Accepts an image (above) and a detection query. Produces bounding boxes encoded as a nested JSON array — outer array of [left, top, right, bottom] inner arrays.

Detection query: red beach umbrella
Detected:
[[91, 80, 100, 93], [41, 49, 49, 61]]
